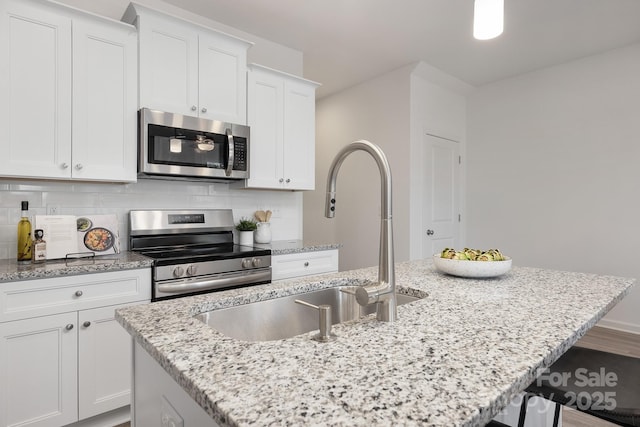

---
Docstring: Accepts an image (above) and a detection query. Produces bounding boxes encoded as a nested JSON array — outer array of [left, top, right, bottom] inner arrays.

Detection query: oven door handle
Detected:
[[156, 269, 271, 294], [225, 128, 234, 177]]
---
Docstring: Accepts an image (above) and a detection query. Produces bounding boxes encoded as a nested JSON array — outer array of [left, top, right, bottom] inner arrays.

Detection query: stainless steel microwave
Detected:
[[138, 108, 249, 181]]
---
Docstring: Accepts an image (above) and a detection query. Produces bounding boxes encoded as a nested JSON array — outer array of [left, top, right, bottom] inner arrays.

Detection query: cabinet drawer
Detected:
[[0, 269, 151, 322], [272, 250, 338, 281]]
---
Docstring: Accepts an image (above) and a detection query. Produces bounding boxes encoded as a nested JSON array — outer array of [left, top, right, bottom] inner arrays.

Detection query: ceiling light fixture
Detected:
[[473, 0, 504, 40]]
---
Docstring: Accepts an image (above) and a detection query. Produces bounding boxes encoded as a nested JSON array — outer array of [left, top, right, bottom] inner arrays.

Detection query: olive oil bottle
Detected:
[[17, 201, 32, 263]]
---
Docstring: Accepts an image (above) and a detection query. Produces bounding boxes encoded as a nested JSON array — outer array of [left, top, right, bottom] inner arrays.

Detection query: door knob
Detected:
[[426, 229, 434, 236]]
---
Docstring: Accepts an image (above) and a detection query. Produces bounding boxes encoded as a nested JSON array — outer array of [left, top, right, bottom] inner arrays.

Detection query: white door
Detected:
[[0, 0, 72, 180], [78, 304, 135, 420], [72, 18, 137, 182], [0, 312, 78, 427], [422, 134, 461, 257]]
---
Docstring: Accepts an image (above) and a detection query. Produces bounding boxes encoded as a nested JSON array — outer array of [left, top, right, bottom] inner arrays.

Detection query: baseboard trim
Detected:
[[596, 318, 640, 335]]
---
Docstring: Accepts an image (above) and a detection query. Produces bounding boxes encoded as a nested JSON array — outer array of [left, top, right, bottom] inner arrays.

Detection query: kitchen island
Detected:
[[116, 259, 634, 426]]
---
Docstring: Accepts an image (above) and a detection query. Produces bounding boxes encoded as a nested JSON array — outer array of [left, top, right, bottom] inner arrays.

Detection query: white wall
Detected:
[[305, 65, 412, 271], [467, 43, 640, 333], [306, 62, 471, 272], [0, 0, 306, 258]]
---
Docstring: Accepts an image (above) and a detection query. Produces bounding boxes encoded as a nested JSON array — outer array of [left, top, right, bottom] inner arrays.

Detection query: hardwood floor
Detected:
[[562, 326, 640, 427]]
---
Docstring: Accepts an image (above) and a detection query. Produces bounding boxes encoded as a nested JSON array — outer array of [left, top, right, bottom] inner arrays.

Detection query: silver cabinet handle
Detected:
[[75, 163, 83, 170], [201, 107, 207, 113], [65, 324, 74, 331], [61, 163, 69, 169], [191, 105, 197, 111], [75, 290, 83, 297], [426, 229, 434, 236], [83, 321, 91, 328]]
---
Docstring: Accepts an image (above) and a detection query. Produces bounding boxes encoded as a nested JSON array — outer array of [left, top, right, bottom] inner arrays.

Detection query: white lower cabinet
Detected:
[[0, 268, 151, 427], [272, 250, 339, 281], [77, 304, 136, 421], [0, 312, 78, 427], [133, 342, 219, 427]]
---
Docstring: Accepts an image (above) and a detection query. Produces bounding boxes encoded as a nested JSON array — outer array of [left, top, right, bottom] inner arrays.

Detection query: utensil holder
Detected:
[[254, 222, 272, 243]]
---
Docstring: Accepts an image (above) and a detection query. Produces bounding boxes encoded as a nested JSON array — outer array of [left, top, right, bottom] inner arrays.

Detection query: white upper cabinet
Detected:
[[244, 64, 320, 190], [125, 3, 251, 125], [72, 18, 137, 182], [0, 0, 72, 180], [0, 0, 138, 182]]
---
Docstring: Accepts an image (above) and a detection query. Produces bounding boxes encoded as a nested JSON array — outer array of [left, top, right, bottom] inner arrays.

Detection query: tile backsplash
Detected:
[[0, 178, 303, 260]]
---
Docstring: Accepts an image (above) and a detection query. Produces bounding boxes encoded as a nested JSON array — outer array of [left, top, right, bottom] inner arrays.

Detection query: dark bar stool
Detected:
[[522, 346, 640, 426]]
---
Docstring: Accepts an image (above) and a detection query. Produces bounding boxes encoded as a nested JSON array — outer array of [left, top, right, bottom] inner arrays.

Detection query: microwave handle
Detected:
[[225, 129, 234, 177]]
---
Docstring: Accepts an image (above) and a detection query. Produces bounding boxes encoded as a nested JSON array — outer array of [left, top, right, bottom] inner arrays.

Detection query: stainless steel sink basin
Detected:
[[194, 286, 422, 341]]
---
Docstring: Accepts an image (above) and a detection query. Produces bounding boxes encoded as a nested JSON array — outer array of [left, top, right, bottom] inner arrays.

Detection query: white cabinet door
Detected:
[[198, 31, 248, 124], [245, 65, 319, 190], [283, 79, 316, 190], [78, 303, 138, 420], [0, 312, 78, 427], [72, 18, 137, 182], [0, 0, 72, 179], [246, 68, 284, 188], [137, 12, 199, 116]]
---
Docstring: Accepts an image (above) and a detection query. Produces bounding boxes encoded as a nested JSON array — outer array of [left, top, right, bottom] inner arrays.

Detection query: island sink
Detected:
[[194, 285, 422, 341]]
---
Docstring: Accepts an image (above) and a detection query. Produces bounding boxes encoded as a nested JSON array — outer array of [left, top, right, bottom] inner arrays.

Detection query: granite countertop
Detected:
[[253, 239, 342, 255], [0, 252, 153, 283], [116, 260, 634, 426]]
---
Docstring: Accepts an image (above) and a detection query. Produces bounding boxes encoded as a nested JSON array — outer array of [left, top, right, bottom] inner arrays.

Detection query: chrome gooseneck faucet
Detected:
[[325, 140, 396, 322]]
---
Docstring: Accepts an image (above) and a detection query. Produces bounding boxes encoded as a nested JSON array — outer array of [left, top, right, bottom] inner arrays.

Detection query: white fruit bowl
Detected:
[[432, 255, 512, 278]]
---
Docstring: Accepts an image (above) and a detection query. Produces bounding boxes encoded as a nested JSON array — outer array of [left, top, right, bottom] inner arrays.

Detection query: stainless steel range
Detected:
[[129, 209, 271, 301]]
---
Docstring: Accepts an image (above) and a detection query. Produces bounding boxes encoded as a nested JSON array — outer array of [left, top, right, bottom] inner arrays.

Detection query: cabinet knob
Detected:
[[285, 178, 291, 183], [279, 178, 284, 183], [83, 321, 91, 328], [61, 163, 69, 169], [201, 107, 207, 113], [304, 262, 309, 267], [75, 290, 83, 297], [426, 229, 434, 236], [191, 105, 197, 111], [65, 324, 74, 331], [75, 163, 83, 170]]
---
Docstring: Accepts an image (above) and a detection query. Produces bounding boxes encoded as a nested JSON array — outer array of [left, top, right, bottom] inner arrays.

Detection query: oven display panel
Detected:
[[168, 214, 205, 224]]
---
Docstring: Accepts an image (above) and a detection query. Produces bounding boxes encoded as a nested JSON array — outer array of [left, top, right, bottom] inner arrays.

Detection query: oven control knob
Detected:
[[252, 258, 262, 268], [173, 266, 185, 278], [241, 258, 252, 269], [186, 265, 198, 276]]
